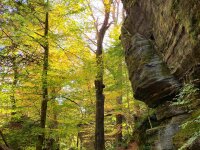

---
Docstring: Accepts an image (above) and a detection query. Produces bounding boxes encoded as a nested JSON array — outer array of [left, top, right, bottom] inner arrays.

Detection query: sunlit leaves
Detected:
[[0, 0, 139, 149]]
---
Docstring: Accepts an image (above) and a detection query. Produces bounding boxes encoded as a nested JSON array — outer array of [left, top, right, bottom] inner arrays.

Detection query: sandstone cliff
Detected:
[[121, 0, 200, 149]]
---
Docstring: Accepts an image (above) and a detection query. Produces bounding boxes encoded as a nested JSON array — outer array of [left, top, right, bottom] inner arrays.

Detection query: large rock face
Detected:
[[125, 32, 180, 107], [121, 0, 200, 105], [121, 0, 200, 149]]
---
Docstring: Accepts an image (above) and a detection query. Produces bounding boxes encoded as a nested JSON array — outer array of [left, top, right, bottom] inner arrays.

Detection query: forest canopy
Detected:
[[0, 0, 148, 150]]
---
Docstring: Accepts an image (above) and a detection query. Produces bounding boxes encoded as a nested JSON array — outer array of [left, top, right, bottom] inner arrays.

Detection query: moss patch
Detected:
[[173, 109, 200, 149]]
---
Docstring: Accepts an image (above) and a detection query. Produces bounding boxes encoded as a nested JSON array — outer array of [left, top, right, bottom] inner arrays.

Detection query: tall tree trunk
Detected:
[[37, 1, 49, 149], [94, 30, 106, 150], [95, 1, 111, 150]]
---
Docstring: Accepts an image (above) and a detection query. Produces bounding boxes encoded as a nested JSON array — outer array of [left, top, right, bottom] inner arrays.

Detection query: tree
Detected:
[[92, 0, 112, 149], [36, 0, 50, 149], [0, 0, 89, 149], [0, 1, 141, 149]]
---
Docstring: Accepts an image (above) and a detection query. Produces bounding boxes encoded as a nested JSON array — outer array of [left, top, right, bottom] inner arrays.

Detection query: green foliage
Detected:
[[172, 83, 199, 105], [0, 0, 138, 149], [174, 109, 200, 149], [179, 131, 200, 150], [2, 116, 39, 149], [172, 83, 200, 149]]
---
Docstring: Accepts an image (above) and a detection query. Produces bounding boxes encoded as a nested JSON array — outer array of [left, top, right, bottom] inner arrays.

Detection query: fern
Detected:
[[178, 131, 200, 150], [172, 83, 199, 105]]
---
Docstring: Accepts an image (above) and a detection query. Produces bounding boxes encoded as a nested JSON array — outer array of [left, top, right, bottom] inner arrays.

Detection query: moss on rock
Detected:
[[173, 109, 200, 149]]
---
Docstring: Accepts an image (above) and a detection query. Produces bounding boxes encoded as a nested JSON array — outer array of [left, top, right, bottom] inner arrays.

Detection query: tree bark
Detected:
[[95, 1, 111, 150], [37, 1, 49, 149]]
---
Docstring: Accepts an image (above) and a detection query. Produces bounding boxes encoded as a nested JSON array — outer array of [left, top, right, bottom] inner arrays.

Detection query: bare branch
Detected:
[[85, 0, 99, 34]]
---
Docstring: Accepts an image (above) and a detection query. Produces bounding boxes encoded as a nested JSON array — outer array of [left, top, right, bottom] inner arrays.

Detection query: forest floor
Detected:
[[117, 142, 139, 150]]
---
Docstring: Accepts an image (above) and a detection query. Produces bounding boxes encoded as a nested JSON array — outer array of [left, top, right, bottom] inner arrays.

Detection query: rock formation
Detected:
[[121, 0, 200, 149]]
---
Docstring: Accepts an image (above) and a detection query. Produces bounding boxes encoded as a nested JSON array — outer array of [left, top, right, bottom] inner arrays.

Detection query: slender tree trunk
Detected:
[[37, 1, 49, 149], [95, 1, 111, 150]]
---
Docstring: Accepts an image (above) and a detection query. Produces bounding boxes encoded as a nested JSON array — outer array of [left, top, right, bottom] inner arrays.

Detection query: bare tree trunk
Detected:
[[95, 1, 111, 150], [37, 1, 49, 149]]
